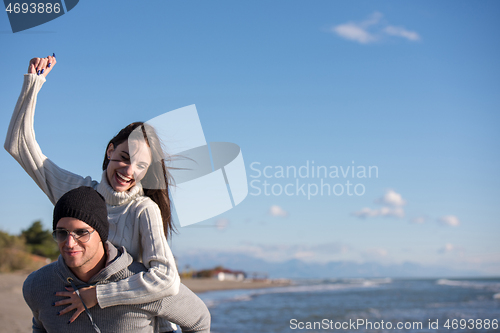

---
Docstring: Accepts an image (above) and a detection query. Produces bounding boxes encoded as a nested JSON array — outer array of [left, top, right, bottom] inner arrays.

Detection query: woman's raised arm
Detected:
[[5, 56, 96, 205]]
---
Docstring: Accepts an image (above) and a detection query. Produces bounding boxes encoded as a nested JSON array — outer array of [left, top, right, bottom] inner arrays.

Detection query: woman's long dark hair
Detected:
[[103, 122, 176, 239]]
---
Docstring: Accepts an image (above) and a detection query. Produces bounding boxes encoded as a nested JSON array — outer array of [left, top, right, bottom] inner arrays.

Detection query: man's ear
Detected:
[[106, 143, 115, 159]]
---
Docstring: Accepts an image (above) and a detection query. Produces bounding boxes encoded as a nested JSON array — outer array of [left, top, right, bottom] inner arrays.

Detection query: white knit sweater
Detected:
[[5, 74, 180, 309]]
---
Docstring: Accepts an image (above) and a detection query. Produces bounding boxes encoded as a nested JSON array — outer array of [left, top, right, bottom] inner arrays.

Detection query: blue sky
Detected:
[[1, 1, 499, 275]]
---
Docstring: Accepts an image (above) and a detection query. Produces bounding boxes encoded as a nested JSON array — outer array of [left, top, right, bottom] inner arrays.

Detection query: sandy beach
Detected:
[[0, 272, 32, 333], [0, 273, 290, 332]]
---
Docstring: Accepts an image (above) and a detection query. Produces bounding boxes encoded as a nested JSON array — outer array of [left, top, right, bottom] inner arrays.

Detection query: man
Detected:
[[23, 186, 210, 333]]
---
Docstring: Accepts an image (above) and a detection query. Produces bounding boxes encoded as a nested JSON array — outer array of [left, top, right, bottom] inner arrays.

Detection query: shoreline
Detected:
[[181, 277, 292, 293]]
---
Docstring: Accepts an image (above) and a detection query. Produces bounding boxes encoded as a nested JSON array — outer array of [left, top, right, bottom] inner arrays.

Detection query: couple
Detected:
[[5, 56, 210, 332]]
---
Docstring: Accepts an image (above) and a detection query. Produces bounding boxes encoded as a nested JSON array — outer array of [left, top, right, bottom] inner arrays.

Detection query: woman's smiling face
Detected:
[[105, 140, 152, 192]]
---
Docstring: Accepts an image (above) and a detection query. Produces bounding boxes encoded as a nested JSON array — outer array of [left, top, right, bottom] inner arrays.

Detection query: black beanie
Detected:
[[53, 186, 109, 243]]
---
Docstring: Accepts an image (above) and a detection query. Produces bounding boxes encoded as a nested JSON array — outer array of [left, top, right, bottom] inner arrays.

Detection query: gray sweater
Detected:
[[23, 243, 210, 333]]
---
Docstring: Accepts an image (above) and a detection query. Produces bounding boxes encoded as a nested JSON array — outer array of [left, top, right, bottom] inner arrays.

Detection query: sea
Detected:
[[198, 278, 500, 333]]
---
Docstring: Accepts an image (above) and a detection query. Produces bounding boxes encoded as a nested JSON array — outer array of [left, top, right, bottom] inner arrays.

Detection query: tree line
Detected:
[[0, 221, 59, 272]]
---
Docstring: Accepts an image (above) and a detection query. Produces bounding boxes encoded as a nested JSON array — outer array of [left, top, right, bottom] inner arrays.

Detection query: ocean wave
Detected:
[[436, 279, 500, 293], [231, 294, 253, 302], [298, 277, 393, 286], [200, 291, 256, 308], [257, 277, 393, 295], [342, 277, 393, 284], [265, 282, 370, 294], [201, 278, 393, 307]]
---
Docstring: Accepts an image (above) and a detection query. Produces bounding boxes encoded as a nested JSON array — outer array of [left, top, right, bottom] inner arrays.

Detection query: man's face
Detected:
[[55, 217, 103, 271]]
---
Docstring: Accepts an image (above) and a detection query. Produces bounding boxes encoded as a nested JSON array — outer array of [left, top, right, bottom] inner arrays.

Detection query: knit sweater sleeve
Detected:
[[22, 272, 48, 333], [96, 200, 180, 307], [4, 74, 96, 205]]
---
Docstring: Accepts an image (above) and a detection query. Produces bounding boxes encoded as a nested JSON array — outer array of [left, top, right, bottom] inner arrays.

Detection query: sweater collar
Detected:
[[89, 243, 133, 284], [96, 171, 143, 206]]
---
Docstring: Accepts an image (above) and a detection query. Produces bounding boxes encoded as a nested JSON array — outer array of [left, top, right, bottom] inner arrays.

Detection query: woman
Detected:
[[5, 56, 209, 333]]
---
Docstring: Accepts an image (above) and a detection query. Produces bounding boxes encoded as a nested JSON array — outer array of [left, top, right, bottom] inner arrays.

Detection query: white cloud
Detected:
[[215, 218, 229, 230], [352, 207, 375, 218], [442, 243, 454, 253], [384, 25, 420, 41], [438, 215, 461, 227], [269, 205, 288, 217], [353, 190, 406, 219], [352, 206, 405, 218], [332, 12, 381, 44], [375, 189, 406, 207], [331, 12, 421, 44], [333, 23, 378, 44]]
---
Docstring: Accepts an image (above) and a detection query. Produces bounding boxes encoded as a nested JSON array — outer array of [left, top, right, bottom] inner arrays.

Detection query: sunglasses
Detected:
[[52, 228, 96, 243]]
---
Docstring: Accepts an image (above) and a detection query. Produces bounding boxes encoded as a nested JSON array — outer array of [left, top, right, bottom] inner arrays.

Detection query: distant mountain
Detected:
[[176, 252, 484, 279]]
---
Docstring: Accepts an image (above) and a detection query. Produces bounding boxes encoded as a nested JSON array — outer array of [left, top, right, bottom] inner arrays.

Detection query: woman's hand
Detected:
[[54, 285, 97, 323], [28, 53, 56, 77]]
